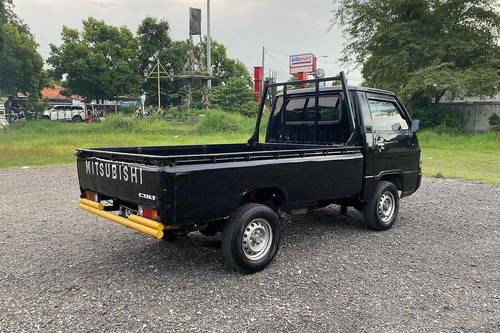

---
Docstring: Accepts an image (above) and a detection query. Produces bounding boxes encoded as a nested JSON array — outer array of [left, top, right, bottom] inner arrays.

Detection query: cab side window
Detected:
[[368, 99, 409, 131]]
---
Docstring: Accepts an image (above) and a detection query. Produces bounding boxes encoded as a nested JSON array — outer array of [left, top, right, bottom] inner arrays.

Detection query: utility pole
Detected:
[[261, 46, 265, 94], [207, 0, 212, 89]]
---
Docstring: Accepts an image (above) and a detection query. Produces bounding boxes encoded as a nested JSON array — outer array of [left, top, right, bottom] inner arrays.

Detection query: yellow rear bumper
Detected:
[[79, 198, 165, 239]]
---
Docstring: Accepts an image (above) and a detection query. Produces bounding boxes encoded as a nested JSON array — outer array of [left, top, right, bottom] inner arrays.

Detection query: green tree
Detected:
[[0, 0, 12, 24], [211, 77, 255, 115], [0, 0, 44, 96], [48, 18, 142, 102], [135, 17, 251, 108], [0, 24, 44, 95], [137, 17, 179, 107], [334, 0, 500, 105], [209, 40, 251, 86]]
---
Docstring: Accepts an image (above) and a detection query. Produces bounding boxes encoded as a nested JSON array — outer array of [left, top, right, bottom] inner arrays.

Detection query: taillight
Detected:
[[139, 206, 158, 220], [85, 191, 98, 202]]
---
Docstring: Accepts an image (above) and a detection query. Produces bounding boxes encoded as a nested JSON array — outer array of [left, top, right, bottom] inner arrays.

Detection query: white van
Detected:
[[43, 105, 86, 122]]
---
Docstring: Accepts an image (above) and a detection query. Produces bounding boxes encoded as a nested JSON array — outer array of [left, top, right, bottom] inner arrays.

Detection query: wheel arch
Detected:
[[240, 187, 288, 209], [379, 172, 403, 191], [361, 170, 403, 202]]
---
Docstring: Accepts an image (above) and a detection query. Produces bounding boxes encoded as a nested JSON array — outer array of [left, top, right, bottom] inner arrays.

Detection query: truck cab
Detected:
[[76, 72, 421, 273], [262, 85, 421, 201]]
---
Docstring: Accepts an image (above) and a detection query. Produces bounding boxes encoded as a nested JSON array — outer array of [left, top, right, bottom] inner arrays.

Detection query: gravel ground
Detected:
[[0, 166, 499, 332]]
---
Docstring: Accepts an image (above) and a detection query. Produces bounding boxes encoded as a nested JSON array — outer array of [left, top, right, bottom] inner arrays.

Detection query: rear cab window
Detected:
[[267, 93, 350, 145]]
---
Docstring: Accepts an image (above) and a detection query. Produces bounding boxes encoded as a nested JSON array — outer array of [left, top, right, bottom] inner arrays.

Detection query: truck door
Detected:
[[366, 93, 419, 179]]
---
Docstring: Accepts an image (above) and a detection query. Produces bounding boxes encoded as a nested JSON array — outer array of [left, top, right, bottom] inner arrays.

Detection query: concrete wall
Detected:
[[443, 102, 500, 132]]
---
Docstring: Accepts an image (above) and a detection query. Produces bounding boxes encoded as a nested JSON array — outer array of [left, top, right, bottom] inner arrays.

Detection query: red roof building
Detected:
[[41, 86, 81, 101]]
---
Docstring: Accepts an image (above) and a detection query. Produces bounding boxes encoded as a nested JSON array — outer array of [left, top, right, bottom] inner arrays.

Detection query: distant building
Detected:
[[6, 86, 82, 114], [40, 86, 83, 106]]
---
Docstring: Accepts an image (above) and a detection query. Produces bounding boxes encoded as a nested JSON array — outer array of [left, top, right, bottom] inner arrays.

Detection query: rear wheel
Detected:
[[72, 115, 83, 122], [363, 181, 399, 231], [222, 203, 280, 273]]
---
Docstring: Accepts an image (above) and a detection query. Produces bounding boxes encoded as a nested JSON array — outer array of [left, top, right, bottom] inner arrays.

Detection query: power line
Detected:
[[316, 59, 339, 65], [265, 48, 291, 57], [265, 52, 289, 72], [267, 47, 341, 68]]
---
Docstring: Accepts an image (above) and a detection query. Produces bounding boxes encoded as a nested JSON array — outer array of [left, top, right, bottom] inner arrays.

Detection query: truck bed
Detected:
[[77, 143, 363, 166], [77, 143, 365, 225]]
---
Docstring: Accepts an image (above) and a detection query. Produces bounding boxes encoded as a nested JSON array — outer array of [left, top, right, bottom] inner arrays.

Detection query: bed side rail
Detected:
[[77, 145, 363, 167]]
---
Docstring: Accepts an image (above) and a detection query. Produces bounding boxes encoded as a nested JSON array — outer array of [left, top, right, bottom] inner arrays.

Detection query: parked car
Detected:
[[76, 72, 421, 273], [43, 105, 86, 122]]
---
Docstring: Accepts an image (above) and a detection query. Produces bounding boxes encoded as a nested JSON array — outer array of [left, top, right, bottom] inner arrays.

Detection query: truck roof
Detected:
[[277, 85, 395, 97]]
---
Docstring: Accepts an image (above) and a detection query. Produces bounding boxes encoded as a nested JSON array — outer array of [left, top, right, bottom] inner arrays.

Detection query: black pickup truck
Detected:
[[77, 72, 421, 273]]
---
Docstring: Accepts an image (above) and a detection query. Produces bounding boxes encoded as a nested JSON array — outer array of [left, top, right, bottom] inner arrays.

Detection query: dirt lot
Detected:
[[0, 166, 499, 332]]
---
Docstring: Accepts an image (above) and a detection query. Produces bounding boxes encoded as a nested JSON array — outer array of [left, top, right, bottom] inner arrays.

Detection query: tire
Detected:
[[363, 181, 399, 231], [222, 203, 280, 273], [72, 115, 83, 122], [43, 116, 50, 121]]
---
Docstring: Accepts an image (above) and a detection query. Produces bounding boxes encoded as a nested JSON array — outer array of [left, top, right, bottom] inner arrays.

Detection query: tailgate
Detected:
[[77, 156, 161, 207]]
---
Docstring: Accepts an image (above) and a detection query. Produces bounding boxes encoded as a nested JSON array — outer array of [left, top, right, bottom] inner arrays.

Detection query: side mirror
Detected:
[[411, 119, 420, 133]]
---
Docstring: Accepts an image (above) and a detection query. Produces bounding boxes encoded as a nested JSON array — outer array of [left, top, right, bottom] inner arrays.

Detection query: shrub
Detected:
[[164, 108, 204, 122], [210, 77, 255, 115], [489, 113, 500, 131], [119, 105, 138, 115], [197, 109, 241, 134], [102, 114, 136, 131], [240, 101, 259, 117], [410, 105, 463, 129]]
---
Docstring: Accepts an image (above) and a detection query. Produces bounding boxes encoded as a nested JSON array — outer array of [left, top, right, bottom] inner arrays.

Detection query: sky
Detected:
[[13, 0, 363, 84]]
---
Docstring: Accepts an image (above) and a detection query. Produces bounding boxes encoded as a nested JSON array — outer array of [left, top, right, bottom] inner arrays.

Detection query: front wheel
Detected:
[[363, 181, 399, 231], [222, 203, 280, 273]]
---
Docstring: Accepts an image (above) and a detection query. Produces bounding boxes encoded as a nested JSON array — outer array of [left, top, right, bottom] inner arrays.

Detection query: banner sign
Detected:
[[189, 8, 202, 35], [289, 53, 317, 75]]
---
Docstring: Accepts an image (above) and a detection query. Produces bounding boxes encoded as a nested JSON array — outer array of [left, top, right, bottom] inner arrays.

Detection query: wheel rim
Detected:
[[377, 191, 395, 224], [242, 218, 273, 261]]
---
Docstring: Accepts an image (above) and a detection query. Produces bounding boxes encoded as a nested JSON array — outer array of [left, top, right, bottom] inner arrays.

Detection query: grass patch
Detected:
[[1, 114, 499, 184], [419, 128, 500, 184], [197, 109, 248, 134], [0, 110, 256, 168]]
